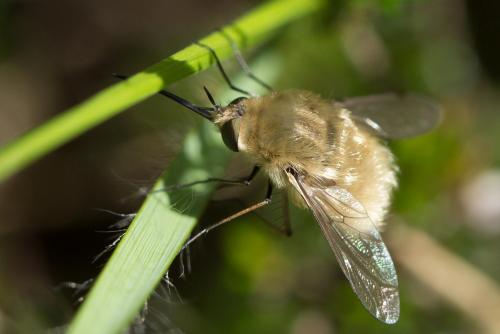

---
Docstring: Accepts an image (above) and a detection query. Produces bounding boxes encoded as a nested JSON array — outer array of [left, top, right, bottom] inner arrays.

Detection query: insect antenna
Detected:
[[112, 73, 215, 121]]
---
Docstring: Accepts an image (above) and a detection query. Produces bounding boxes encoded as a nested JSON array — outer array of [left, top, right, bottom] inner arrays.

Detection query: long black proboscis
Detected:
[[157, 89, 214, 121], [112, 73, 215, 121]]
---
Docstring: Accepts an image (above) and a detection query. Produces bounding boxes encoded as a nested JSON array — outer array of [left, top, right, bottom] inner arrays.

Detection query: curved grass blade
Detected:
[[0, 0, 327, 182], [67, 122, 229, 334]]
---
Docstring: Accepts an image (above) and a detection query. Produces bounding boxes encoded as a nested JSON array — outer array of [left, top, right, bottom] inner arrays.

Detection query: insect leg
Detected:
[[218, 29, 273, 92], [119, 166, 260, 203], [195, 42, 253, 96], [180, 179, 273, 252], [274, 192, 292, 236], [152, 166, 260, 195]]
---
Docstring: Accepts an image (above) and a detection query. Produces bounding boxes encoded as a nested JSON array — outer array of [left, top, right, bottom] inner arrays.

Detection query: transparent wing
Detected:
[[339, 93, 442, 139], [286, 170, 400, 324]]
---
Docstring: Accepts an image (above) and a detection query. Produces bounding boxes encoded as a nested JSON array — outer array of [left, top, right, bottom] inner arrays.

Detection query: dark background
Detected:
[[0, 0, 500, 333]]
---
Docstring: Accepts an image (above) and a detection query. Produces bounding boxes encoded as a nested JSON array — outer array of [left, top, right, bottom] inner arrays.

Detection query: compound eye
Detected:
[[229, 96, 247, 106], [220, 119, 240, 152]]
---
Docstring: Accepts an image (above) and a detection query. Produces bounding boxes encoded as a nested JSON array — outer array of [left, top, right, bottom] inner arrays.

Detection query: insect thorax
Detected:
[[237, 90, 346, 169]]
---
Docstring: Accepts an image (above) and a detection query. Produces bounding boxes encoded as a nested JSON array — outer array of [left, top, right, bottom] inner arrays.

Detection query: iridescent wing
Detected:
[[286, 170, 400, 324], [339, 93, 442, 139]]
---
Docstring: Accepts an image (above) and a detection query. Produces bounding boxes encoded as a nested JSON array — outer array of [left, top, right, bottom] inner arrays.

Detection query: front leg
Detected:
[[155, 165, 260, 193]]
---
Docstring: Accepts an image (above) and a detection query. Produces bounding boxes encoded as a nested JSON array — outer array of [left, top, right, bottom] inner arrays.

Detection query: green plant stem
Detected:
[[66, 50, 281, 334], [0, 0, 326, 182]]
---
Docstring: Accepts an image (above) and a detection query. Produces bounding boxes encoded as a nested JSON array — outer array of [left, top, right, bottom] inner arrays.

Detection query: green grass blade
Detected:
[[0, 0, 326, 182], [66, 52, 281, 334], [67, 122, 230, 334]]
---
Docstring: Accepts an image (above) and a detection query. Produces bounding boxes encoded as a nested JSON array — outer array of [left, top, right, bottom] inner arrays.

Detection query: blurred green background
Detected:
[[1, 0, 500, 333]]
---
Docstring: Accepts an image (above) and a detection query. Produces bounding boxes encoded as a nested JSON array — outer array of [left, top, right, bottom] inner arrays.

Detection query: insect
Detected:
[[115, 38, 441, 324]]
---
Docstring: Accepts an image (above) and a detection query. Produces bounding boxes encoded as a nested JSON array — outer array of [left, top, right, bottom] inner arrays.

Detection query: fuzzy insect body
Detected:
[[119, 46, 441, 323], [211, 89, 440, 324], [215, 90, 397, 227]]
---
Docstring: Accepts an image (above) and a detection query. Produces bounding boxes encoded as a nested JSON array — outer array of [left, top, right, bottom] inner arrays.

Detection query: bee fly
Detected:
[[115, 38, 441, 324]]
